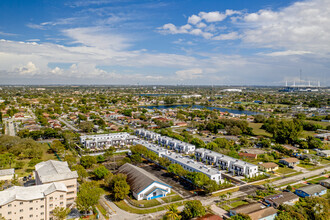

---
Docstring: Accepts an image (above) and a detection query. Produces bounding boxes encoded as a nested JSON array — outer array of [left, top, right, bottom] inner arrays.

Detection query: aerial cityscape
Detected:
[[0, 0, 329, 220]]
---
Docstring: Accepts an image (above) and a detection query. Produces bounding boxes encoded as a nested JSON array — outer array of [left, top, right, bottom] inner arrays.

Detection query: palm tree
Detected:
[[164, 211, 181, 220]]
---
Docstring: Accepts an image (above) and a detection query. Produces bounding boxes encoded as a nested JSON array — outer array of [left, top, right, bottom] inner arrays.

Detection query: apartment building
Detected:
[[0, 182, 67, 220], [158, 136, 195, 154], [163, 152, 222, 183], [133, 139, 168, 157], [79, 132, 136, 149], [34, 160, 78, 207], [136, 129, 195, 154], [135, 129, 160, 141], [195, 148, 259, 178]]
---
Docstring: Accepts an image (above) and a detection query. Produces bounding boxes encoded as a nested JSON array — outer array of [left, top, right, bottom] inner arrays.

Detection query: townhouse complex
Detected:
[[195, 148, 259, 178], [163, 152, 222, 183], [0, 160, 78, 220], [79, 132, 136, 149], [135, 129, 195, 154]]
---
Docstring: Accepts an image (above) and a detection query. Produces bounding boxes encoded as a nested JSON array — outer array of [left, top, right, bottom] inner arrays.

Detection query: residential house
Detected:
[[258, 163, 279, 172], [229, 203, 277, 220], [118, 163, 171, 200], [316, 150, 330, 157], [264, 192, 299, 208], [295, 184, 327, 198], [319, 179, 330, 188], [0, 168, 15, 181], [279, 158, 300, 168], [239, 152, 257, 160]]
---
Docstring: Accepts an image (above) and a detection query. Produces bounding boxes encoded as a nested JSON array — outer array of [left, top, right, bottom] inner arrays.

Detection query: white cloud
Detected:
[[188, 15, 202, 24], [241, 0, 330, 53], [199, 11, 227, 22], [16, 62, 38, 75], [262, 50, 313, 56], [213, 32, 240, 40], [176, 68, 203, 79]]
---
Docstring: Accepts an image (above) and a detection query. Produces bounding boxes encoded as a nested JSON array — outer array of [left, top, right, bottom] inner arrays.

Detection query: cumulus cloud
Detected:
[[213, 32, 240, 40], [16, 62, 38, 75]]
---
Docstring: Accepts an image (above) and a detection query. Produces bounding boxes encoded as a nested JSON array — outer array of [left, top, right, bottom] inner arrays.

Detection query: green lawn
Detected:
[[127, 197, 161, 208], [14, 143, 57, 177], [285, 172, 303, 178], [114, 200, 185, 214], [276, 167, 296, 174], [161, 194, 183, 203], [297, 163, 315, 169], [248, 123, 272, 137], [96, 204, 108, 219], [212, 187, 239, 197], [307, 177, 327, 184], [221, 205, 231, 211], [230, 201, 249, 208]]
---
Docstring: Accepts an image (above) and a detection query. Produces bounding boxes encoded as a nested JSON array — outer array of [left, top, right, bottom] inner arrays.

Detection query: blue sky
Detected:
[[0, 0, 329, 85]]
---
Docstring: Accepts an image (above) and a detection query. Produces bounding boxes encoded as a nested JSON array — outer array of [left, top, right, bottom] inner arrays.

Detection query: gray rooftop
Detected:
[[164, 152, 221, 177], [117, 163, 170, 194], [0, 182, 67, 206], [297, 184, 327, 195], [0, 168, 14, 176], [35, 160, 78, 183]]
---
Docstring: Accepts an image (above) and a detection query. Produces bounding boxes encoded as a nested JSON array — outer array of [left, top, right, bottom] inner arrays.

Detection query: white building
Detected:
[[133, 139, 168, 157], [158, 136, 195, 154], [34, 160, 78, 207], [0, 168, 15, 181], [136, 129, 195, 154], [316, 149, 330, 157], [135, 129, 160, 141], [80, 132, 136, 149], [163, 152, 222, 183], [0, 182, 68, 220], [118, 163, 171, 200], [195, 148, 259, 178]]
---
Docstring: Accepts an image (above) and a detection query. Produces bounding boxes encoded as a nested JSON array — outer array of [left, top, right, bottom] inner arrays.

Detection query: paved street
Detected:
[[4, 119, 16, 136], [58, 117, 80, 132]]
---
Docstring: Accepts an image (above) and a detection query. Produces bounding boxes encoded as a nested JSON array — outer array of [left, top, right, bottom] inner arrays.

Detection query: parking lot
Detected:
[[139, 163, 195, 198]]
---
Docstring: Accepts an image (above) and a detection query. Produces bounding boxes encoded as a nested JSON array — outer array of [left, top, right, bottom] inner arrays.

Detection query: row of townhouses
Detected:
[[195, 148, 259, 178], [163, 152, 222, 183], [133, 139, 222, 183], [80, 132, 136, 149], [0, 160, 78, 220], [135, 129, 195, 154]]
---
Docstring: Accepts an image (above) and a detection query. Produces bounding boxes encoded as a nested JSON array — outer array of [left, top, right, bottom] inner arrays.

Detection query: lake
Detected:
[[140, 104, 259, 115]]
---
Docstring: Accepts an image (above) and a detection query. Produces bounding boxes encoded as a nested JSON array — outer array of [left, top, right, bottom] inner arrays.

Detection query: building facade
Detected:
[[0, 182, 67, 220], [34, 160, 78, 207], [79, 132, 136, 149]]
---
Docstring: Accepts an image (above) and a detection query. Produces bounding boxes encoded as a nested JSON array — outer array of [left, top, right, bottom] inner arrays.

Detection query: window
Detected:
[[49, 197, 53, 201], [29, 215, 33, 218], [67, 185, 74, 188], [8, 212, 12, 215], [8, 204, 12, 207], [41, 212, 44, 215], [49, 204, 53, 207], [29, 207, 33, 210], [40, 205, 44, 208], [29, 201, 33, 203], [20, 217, 23, 220], [20, 209, 23, 212], [60, 195, 64, 198], [60, 202, 63, 205], [20, 202, 23, 205], [67, 191, 74, 195]]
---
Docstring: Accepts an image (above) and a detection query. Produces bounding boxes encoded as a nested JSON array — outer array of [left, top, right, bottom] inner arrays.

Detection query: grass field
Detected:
[[161, 194, 183, 203], [212, 187, 239, 197], [230, 201, 249, 208], [114, 200, 185, 214], [307, 177, 327, 184], [15, 143, 57, 177], [96, 204, 108, 219], [276, 167, 296, 174], [127, 197, 161, 208], [248, 123, 272, 137]]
